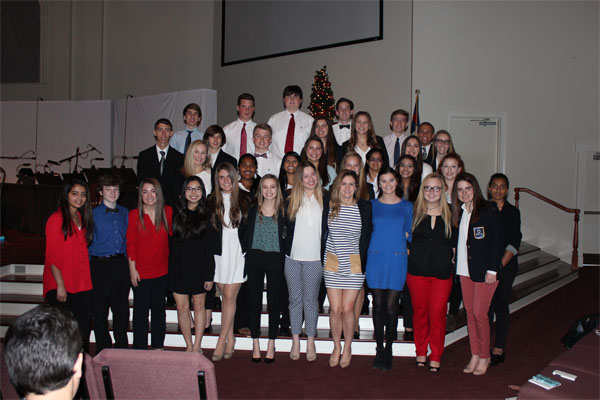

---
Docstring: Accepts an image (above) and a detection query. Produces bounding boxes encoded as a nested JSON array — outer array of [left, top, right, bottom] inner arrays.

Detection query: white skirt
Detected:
[[213, 226, 246, 284]]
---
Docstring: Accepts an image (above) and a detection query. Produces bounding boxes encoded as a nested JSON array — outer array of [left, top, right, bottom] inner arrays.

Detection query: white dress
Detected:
[[213, 193, 246, 284]]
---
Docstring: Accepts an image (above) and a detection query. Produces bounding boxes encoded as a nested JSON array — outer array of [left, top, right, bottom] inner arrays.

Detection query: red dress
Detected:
[[43, 211, 92, 297]]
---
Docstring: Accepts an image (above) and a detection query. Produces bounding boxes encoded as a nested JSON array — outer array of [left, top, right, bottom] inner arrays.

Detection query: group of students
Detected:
[[41, 88, 521, 376]]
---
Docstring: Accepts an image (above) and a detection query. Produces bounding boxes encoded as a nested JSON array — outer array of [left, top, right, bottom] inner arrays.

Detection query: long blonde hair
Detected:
[[412, 173, 452, 238], [328, 170, 358, 222], [340, 151, 369, 200], [208, 162, 245, 229], [257, 174, 284, 222], [137, 178, 168, 232], [182, 140, 211, 177], [287, 161, 323, 221]]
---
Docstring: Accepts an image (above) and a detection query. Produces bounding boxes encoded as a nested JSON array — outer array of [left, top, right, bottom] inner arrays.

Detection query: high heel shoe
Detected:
[[329, 347, 341, 367], [429, 362, 441, 372], [415, 357, 427, 368], [490, 352, 505, 366], [251, 356, 261, 363], [473, 358, 490, 375], [211, 352, 224, 362], [224, 339, 235, 359], [340, 347, 352, 368], [290, 341, 300, 360], [306, 340, 317, 362]]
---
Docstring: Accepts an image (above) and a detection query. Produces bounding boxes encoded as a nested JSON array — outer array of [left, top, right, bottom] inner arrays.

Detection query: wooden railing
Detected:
[[514, 187, 580, 270]]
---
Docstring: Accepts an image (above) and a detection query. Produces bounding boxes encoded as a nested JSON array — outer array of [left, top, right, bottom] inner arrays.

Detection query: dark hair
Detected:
[[310, 117, 337, 169], [172, 176, 208, 241], [154, 118, 173, 130], [365, 147, 385, 178], [283, 85, 303, 99], [487, 173, 510, 200], [395, 155, 420, 202], [336, 97, 354, 110], [349, 111, 380, 151], [401, 135, 425, 177], [59, 178, 93, 243], [418, 121, 435, 133], [377, 166, 404, 199], [4, 305, 82, 397], [182, 103, 202, 118], [237, 93, 255, 105], [238, 153, 260, 196], [301, 136, 331, 188], [203, 124, 227, 146], [390, 109, 410, 131], [440, 152, 466, 178], [278, 151, 301, 192], [452, 172, 487, 227], [96, 173, 122, 191]]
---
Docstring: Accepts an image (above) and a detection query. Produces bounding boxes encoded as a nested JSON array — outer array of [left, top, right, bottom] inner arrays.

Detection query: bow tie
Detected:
[[339, 124, 350, 129], [254, 153, 267, 158], [105, 207, 119, 213]]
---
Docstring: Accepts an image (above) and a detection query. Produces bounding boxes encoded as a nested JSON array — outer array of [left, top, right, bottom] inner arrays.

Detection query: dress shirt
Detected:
[[268, 110, 314, 158], [43, 211, 92, 296], [383, 132, 408, 167], [422, 143, 433, 160], [333, 122, 352, 146], [195, 170, 212, 195], [155, 144, 170, 162], [456, 204, 472, 277], [88, 203, 128, 257], [170, 127, 203, 154], [255, 151, 282, 178], [366, 174, 379, 198], [290, 193, 323, 261], [210, 150, 220, 167], [223, 119, 257, 161], [354, 145, 371, 165], [126, 206, 172, 280]]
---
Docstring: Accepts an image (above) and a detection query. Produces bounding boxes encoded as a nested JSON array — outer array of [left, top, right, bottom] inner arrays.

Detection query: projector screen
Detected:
[[222, 0, 383, 66]]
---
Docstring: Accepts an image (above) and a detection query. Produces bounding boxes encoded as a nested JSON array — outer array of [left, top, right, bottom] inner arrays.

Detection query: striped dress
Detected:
[[323, 204, 365, 289]]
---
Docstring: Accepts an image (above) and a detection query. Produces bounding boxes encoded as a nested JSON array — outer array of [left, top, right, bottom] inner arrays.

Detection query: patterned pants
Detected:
[[284, 257, 323, 337]]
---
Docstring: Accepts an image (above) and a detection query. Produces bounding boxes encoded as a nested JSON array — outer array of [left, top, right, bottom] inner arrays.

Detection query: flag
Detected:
[[411, 90, 420, 134]]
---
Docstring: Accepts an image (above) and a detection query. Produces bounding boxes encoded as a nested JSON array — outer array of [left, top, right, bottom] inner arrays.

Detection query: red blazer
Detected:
[[126, 206, 172, 280], [43, 211, 92, 297]]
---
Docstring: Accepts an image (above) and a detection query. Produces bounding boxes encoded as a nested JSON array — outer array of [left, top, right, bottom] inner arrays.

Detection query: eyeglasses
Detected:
[[456, 186, 473, 193], [435, 139, 450, 145], [185, 187, 203, 193], [424, 186, 442, 193], [368, 158, 383, 163]]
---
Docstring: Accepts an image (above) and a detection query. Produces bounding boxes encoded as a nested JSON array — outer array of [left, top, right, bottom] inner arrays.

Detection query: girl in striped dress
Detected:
[[323, 170, 373, 368]]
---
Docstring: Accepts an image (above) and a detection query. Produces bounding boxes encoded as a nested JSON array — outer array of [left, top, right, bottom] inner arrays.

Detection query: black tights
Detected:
[[372, 289, 401, 350]]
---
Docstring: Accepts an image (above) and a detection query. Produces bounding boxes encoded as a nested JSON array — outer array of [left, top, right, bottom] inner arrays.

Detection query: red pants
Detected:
[[460, 275, 498, 358], [406, 274, 453, 362]]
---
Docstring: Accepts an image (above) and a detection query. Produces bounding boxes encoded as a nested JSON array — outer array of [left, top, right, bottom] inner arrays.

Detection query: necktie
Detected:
[[394, 137, 401, 166], [254, 153, 267, 158], [159, 150, 165, 175], [339, 124, 350, 129], [422, 147, 427, 160], [184, 130, 193, 154], [240, 123, 247, 159], [284, 114, 295, 154]]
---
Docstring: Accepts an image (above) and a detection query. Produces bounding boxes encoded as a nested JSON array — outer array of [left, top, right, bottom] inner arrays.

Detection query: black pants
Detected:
[[47, 289, 92, 351], [448, 275, 463, 315], [402, 282, 413, 329], [246, 250, 284, 339], [90, 256, 130, 353], [132, 275, 167, 349], [489, 261, 518, 349], [234, 281, 251, 331]]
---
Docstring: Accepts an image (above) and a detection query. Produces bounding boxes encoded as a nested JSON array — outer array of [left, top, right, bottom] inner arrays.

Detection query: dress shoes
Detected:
[[490, 352, 505, 366]]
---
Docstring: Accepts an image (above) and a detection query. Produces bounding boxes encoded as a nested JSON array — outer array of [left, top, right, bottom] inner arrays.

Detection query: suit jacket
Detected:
[[136, 145, 184, 206], [422, 144, 436, 168], [340, 135, 389, 167], [210, 149, 237, 187], [321, 199, 373, 273]]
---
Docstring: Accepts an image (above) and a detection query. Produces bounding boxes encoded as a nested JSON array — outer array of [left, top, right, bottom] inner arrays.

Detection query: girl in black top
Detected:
[[169, 176, 214, 353], [406, 173, 455, 372], [487, 173, 522, 366]]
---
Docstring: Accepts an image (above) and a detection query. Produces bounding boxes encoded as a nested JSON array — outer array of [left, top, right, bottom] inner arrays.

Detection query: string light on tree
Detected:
[[308, 65, 335, 121]]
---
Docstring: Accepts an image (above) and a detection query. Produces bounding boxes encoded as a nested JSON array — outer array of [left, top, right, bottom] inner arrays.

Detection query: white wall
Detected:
[[212, 0, 413, 132], [412, 0, 599, 261]]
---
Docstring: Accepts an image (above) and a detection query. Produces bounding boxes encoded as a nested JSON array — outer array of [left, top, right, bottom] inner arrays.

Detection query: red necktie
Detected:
[[284, 114, 295, 153], [240, 123, 247, 158]]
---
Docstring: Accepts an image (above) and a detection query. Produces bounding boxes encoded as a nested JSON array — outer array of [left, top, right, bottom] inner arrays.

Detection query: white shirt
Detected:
[[155, 145, 170, 161], [366, 174, 379, 198], [170, 127, 203, 154], [223, 119, 257, 161], [456, 204, 472, 277], [333, 122, 352, 146], [267, 110, 314, 158], [383, 132, 408, 167], [354, 145, 371, 165], [421, 162, 433, 181], [255, 151, 282, 178], [290, 193, 322, 261], [195, 170, 212, 195], [209, 150, 221, 168]]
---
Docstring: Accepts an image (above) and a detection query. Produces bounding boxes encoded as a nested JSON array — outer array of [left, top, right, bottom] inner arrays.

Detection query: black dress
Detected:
[[168, 210, 215, 295]]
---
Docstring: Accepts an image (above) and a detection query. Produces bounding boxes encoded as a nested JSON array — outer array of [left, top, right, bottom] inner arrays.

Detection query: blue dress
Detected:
[[366, 199, 413, 290]]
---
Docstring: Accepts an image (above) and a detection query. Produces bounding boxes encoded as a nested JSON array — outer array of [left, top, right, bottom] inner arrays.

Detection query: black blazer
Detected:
[[422, 145, 436, 168], [321, 199, 373, 273], [137, 145, 184, 206], [283, 190, 330, 258], [210, 149, 237, 186], [457, 202, 504, 282], [340, 135, 389, 167], [240, 203, 286, 261], [497, 202, 522, 276]]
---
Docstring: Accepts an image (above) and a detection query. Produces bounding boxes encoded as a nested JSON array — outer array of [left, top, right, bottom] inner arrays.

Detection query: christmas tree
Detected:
[[308, 65, 335, 121]]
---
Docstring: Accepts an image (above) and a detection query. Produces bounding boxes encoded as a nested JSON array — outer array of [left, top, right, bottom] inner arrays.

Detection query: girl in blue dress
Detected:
[[366, 167, 413, 371]]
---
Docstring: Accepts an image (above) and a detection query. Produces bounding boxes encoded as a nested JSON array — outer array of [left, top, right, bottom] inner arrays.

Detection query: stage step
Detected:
[[0, 242, 578, 356]]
